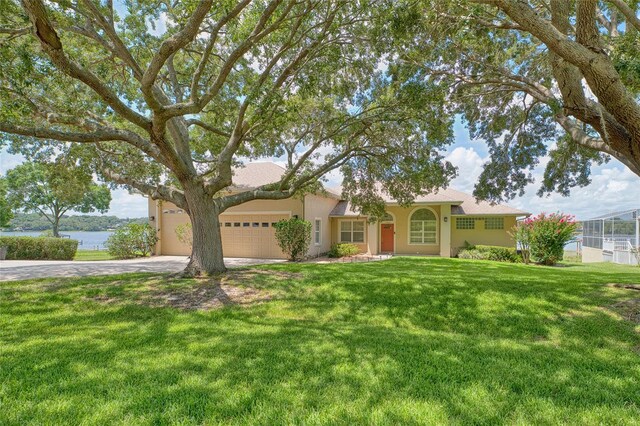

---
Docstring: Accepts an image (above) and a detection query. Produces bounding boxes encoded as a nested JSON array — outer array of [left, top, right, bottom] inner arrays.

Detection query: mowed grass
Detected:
[[1, 258, 639, 425], [73, 250, 115, 261]]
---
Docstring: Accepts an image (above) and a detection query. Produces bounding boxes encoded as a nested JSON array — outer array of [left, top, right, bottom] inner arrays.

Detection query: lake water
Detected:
[[0, 231, 113, 250]]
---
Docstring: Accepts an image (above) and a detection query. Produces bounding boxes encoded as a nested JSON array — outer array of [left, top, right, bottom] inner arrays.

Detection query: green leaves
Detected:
[[5, 161, 112, 230]]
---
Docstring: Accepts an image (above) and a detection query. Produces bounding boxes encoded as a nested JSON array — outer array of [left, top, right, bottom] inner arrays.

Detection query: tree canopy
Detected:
[[5, 161, 111, 236], [387, 0, 640, 202], [0, 0, 455, 274]]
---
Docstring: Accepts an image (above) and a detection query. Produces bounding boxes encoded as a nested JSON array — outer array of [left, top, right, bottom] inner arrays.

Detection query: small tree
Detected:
[[274, 218, 312, 262], [106, 223, 159, 259], [510, 221, 532, 264], [526, 213, 577, 266], [5, 161, 111, 237]]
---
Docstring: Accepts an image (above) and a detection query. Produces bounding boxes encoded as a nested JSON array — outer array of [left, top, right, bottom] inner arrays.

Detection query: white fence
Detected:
[[603, 239, 639, 266]]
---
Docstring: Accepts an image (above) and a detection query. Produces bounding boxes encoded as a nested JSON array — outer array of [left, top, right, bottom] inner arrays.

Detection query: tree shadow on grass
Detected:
[[1, 258, 639, 424]]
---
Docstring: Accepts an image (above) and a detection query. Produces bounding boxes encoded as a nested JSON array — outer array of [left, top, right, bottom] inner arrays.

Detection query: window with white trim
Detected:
[[456, 217, 475, 230], [340, 220, 365, 243], [409, 209, 437, 244], [314, 219, 321, 245], [484, 217, 504, 230]]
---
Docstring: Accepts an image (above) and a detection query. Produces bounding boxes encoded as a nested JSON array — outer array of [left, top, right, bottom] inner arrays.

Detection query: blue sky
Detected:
[[2, 117, 638, 220]]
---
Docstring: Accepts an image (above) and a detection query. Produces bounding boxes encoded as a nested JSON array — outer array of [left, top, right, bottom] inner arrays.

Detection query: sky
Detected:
[[2, 117, 639, 221]]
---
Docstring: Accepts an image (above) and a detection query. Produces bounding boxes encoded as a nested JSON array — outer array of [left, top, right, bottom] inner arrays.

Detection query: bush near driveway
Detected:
[[273, 218, 312, 261], [106, 223, 158, 259], [0, 236, 78, 260]]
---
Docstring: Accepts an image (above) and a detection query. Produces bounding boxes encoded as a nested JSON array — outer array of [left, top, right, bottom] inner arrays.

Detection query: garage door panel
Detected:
[[220, 213, 288, 259]]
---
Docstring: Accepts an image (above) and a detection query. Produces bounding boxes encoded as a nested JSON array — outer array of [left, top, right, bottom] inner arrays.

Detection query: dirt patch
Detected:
[[89, 269, 302, 311], [609, 299, 640, 324], [148, 283, 271, 310], [607, 283, 640, 291]]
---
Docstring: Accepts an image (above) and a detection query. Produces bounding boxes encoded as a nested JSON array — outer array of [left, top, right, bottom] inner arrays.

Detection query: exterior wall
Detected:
[[582, 246, 604, 263], [223, 197, 303, 216], [385, 205, 441, 255], [439, 204, 452, 257], [152, 197, 304, 256], [450, 215, 518, 255], [331, 217, 371, 254], [304, 194, 338, 257]]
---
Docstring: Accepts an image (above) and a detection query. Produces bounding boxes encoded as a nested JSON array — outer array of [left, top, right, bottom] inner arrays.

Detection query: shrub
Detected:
[[273, 218, 312, 261], [106, 223, 159, 259], [328, 243, 361, 258], [458, 245, 519, 262], [457, 248, 485, 260], [510, 221, 532, 264], [512, 213, 577, 266], [0, 236, 78, 260]]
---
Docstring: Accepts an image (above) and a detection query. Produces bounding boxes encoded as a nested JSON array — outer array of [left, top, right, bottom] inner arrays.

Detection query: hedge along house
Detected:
[[581, 208, 640, 266], [149, 162, 529, 259]]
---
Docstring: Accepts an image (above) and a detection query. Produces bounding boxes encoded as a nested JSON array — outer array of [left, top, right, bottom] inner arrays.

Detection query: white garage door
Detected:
[[220, 214, 289, 259]]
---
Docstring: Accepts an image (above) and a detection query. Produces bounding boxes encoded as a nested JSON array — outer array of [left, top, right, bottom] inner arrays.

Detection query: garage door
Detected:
[[220, 213, 289, 259]]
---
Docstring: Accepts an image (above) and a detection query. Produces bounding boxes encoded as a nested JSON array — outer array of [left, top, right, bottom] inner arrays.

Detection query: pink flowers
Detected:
[[513, 211, 577, 265]]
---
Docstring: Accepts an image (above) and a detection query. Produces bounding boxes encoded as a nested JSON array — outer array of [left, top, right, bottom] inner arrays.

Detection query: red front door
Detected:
[[381, 223, 394, 253]]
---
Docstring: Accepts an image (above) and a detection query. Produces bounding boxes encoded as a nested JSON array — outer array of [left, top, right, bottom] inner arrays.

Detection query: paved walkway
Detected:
[[0, 256, 285, 281]]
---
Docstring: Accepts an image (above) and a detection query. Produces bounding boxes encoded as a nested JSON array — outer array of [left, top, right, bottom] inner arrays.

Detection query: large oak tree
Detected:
[[390, 0, 640, 202], [0, 0, 454, 274]]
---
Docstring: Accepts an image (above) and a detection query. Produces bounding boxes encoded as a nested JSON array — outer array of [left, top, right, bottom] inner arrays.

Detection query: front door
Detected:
[[381, 223, 394, 253]]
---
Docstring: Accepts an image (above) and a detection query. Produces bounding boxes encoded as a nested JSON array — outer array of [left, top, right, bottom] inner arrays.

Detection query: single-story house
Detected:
[[149, 162, 529, 259]]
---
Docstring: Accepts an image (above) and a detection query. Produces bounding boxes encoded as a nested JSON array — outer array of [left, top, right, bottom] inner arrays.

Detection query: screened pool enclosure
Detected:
[[582, 209, 639, 265]]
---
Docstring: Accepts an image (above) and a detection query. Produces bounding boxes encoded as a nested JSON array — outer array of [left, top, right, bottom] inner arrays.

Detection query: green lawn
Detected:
[[73, 250, 115, 261], [1, 258, 639, 424]]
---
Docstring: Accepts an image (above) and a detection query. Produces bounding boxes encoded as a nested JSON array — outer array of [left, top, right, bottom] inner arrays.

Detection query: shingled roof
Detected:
[[230, 162, 286, 189], [229, 162, 340, 198], [230, 163, 528, 216], [329, 187, 528, 217]]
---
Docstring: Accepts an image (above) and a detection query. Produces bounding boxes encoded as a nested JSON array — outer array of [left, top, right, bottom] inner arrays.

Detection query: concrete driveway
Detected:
[[0, 256, 285, 281]]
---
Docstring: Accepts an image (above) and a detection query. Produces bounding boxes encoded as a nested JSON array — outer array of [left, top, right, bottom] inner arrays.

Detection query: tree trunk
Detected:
[[52, 216, 60, 238], [182, 183, 226, 276]]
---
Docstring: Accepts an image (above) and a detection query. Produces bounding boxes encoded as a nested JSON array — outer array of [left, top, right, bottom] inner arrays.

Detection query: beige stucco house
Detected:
[[149, 162, 529, 259]]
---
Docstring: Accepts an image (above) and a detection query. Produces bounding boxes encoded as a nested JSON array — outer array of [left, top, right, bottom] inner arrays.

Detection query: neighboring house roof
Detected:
[[329, 187, 529, 217]]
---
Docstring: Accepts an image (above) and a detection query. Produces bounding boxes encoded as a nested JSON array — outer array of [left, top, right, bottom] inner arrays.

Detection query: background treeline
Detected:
[[4, 213, 147, 232]]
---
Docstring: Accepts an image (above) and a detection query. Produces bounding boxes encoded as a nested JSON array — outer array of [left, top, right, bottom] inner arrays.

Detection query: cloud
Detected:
[[104, 189, 148, 218], [444, 147, 485, 193], [0, 150, 25, 175]]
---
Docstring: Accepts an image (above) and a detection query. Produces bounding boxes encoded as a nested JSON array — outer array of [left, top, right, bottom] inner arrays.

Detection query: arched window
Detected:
[[409, 208, 437, 244], [381, 212, 394, 222]]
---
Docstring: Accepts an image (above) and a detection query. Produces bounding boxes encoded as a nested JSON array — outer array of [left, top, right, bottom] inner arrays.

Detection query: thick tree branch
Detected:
[[21, 0, 151, 131], [608, 0, 640, 32], [101, 169, 186, 208]]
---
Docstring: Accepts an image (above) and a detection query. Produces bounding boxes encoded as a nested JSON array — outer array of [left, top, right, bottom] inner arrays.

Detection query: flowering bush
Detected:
[[512, 213, 577, 266]]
